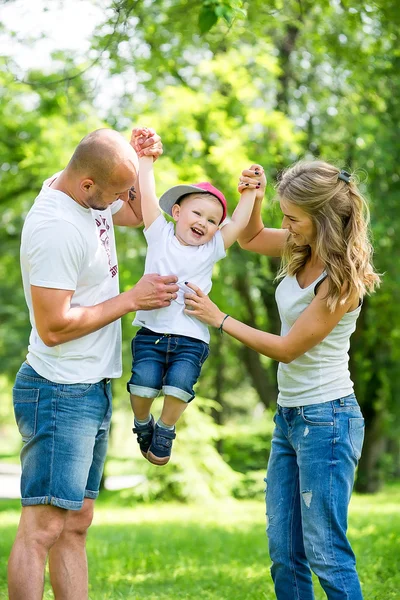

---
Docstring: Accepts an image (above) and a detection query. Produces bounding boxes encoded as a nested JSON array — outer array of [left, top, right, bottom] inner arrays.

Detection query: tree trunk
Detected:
[[350, 298, 387, 493], [233, 263, 278, 407]]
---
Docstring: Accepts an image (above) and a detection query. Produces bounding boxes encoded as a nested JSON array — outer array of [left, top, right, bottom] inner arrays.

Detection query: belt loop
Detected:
[[339, 397, 345, 407]]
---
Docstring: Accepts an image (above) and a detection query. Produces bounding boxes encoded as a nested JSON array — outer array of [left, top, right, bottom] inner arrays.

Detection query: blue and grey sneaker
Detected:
[[147, 423, 176, 466], [132, 415, 155, 459]]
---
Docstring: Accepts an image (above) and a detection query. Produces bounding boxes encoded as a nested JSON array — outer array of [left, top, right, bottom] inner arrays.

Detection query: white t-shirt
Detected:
[[133, 214, 226, 343], [276, 273, 361, 407], [21, 176, 124, 384]]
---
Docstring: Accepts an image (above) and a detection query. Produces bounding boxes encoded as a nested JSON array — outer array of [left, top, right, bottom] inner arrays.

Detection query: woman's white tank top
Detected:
[[275, 273, 361, 407]]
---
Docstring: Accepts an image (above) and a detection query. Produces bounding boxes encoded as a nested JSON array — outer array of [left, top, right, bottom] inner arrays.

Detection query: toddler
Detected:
[[128, 131, 260, 465]]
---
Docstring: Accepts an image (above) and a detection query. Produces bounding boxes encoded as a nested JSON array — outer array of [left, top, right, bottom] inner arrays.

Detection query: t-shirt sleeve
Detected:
[[143, 213, 171, 245], [27, 220, 85, 291], [212, 230, 226, 262], [110, 199, 124, 215]]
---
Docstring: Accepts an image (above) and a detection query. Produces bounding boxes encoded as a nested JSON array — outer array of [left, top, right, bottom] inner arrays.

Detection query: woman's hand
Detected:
[[184, 283, 226, 328], [238, 164, 266, 200]]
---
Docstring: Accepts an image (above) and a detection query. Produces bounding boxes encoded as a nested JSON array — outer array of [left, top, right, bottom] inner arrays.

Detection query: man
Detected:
[[8, 127, 178, 600]]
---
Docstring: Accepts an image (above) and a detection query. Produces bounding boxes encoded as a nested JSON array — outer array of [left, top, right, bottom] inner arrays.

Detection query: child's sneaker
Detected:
[[132, 415, 155, 458], [147, 423, 176, 466]]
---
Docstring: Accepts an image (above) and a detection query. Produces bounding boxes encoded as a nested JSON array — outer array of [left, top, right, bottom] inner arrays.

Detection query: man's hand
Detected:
[[127, 274, 179, 311], [130, 127, 163, 162]]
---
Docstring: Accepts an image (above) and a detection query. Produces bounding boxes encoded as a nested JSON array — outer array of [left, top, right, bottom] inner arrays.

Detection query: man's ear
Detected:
[[80, 179, 94, 192], [171, 203, 180, 221]]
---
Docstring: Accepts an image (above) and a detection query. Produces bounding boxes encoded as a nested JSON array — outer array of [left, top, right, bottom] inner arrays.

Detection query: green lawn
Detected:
[[1, 486, 399, 599]]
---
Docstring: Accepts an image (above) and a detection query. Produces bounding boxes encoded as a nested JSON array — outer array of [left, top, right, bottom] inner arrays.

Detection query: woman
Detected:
[[184, 161, 380, 600]]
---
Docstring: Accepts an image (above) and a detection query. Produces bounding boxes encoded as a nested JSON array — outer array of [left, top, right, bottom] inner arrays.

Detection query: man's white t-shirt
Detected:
[[21, 177, 124, 384], [133, 214, 226, 343]]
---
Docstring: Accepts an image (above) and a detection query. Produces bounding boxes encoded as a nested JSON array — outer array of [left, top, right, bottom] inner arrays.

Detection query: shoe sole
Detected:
[[147, 450, 170, 466]]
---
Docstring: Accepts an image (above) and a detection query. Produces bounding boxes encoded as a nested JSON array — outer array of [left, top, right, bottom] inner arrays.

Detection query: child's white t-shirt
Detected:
[[133, 214, 226, 343]]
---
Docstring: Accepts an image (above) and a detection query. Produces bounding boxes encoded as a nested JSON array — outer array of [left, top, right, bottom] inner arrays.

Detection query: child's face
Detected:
[[172, 193, 223, 246]]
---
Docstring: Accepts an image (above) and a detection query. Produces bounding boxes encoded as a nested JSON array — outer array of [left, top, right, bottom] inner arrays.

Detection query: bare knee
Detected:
[[17, 506, 67, 552], [63, 499, 94, 539]]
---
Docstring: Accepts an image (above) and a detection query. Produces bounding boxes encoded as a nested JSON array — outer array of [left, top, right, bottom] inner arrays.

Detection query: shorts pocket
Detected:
[[13, 388, 40, 442], [58, 383, 95, 398], [349, 417, 365, 460], [199, 343, 210, 366]]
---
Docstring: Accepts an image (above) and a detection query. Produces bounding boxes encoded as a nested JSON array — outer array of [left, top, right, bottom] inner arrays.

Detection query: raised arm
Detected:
[[220, 187, 257, 249], [138, 155, 162, 229], [237, 165, 288, 257], [184, 280, 359, 363], [112, 126, 163, 227]]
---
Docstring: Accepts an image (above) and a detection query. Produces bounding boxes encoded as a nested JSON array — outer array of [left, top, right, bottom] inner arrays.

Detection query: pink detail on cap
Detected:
[[191, 182, 227, 223]]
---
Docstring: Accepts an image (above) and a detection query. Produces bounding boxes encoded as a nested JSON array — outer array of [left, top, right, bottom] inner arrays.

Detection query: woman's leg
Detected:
[[266, 408, 315, 600], [294, 398, 364, 600]]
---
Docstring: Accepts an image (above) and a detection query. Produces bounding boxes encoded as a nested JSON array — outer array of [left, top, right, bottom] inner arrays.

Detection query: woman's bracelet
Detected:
[[218, 314, 230, 334]]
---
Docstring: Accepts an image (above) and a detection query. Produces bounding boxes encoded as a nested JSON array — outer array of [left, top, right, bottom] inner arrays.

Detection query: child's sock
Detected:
[[157, 418, 175, 431], [134, 415, 152, 427]]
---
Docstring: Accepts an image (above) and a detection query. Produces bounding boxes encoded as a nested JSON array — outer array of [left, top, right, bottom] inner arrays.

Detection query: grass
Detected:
[[1, 486, 400, 599]]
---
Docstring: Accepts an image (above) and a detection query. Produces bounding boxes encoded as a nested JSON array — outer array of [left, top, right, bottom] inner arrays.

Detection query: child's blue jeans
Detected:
[[127, 327, 209, 402], [265, 393, 364, 600]]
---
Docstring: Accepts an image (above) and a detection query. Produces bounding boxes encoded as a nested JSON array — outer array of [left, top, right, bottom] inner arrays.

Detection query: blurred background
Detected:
[[0, 1, 400, 597]]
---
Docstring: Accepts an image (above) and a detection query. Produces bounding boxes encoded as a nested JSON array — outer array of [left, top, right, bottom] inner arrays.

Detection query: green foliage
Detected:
[[199, 0, 246, 33], [221, 421, 273, 473], [107, 398, 240, 503]]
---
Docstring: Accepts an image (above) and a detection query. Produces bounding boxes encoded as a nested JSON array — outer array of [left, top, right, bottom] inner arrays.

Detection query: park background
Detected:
[[0, 0, 399, 598]]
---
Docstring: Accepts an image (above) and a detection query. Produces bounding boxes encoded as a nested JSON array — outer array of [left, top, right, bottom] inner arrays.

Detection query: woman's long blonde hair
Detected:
[[276, 160, 380, 311]]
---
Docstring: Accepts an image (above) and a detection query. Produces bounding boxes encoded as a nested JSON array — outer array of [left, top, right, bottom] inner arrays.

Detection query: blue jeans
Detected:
[[266, 394, 364, 600], [127, 328, 209, 402], [13, 362, 112, 510]]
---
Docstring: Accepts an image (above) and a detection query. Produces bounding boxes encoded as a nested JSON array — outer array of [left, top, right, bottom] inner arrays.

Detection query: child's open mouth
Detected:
[[191, 227, 204, 237]]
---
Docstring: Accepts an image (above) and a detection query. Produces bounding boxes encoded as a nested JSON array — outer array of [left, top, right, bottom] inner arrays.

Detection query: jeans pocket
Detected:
[[349, 417, 365, 460], [13, 387, 40, 442], [300, 404, 334, 426]]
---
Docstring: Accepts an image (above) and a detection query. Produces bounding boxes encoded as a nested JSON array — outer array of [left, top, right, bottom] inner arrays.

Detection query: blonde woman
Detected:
[[184, 161, 380, 600]]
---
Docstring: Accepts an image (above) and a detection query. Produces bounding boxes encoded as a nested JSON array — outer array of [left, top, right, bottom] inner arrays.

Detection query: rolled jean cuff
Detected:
[[85, 489, 99, 500], [162, 385, 193, 403], [21, 495, 84, 511], [127, 384, 160, 398]]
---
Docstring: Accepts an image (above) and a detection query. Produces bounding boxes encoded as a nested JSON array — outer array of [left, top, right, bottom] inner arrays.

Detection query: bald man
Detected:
[[8, 128, 178, 600]]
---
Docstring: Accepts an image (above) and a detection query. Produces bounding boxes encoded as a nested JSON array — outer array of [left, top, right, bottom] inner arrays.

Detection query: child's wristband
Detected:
[[218, 314, 230, 334]]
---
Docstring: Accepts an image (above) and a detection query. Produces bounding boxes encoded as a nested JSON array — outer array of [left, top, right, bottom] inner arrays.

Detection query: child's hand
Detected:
[[238, 164, 266, 200], [130, 127, 163, 161]]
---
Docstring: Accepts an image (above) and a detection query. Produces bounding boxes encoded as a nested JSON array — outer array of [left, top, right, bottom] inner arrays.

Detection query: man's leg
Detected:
[[8, 504, 66, 600], [48, 498, 95, 600]]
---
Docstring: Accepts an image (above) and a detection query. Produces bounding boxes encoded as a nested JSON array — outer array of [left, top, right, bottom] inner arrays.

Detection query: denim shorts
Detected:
[[12, 362, 112, 511], [127, 328, 210, 402]]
